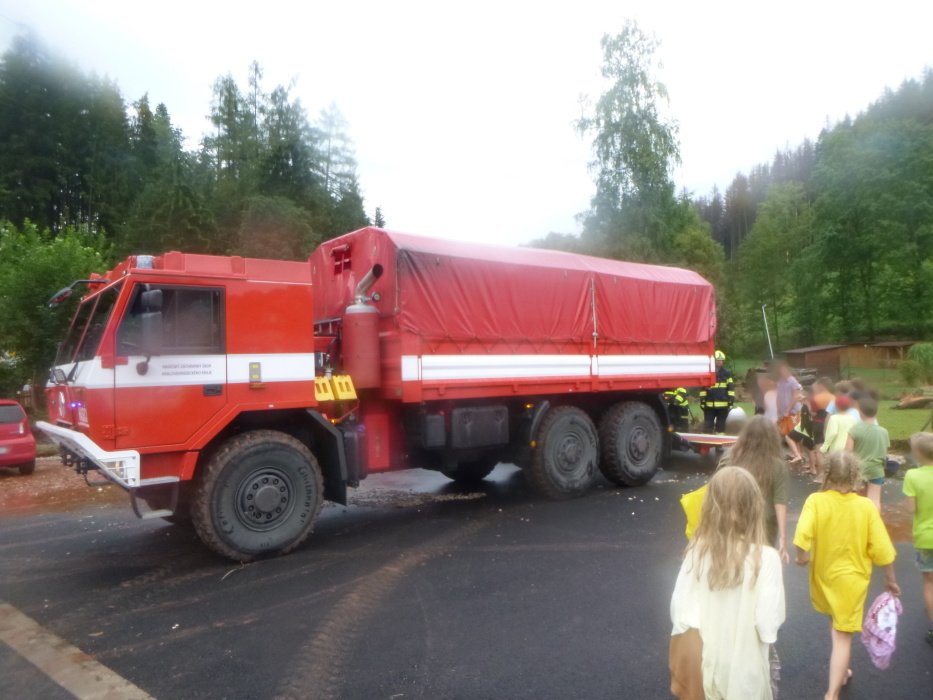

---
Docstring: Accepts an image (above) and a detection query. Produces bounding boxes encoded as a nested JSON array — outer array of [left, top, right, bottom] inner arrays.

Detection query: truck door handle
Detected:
[[203, 384, 223, 397]]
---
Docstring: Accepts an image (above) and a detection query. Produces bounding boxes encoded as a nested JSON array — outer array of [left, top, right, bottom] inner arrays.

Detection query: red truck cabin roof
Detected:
[[88, 251, 312, 286]]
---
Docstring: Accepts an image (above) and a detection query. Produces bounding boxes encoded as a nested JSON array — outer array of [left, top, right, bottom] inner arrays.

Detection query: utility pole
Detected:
[[762, 304, 774, 359]]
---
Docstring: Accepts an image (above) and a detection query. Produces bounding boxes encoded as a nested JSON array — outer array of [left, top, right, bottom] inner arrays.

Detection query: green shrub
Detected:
[[899, 359, 925, 388], [907, 342, 933, 383]]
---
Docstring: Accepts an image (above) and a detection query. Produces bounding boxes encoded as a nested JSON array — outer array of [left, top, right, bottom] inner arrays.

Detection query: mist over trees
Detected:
[[532, 20, 933, 356], [531, 22, 725, 293], [0, 33, 373, 261], [0, 32, 375, 395], [703, 73, 933, 354]]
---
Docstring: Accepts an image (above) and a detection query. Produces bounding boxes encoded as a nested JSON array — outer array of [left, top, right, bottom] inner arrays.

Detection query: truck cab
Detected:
[[40, 252, 356, 560]]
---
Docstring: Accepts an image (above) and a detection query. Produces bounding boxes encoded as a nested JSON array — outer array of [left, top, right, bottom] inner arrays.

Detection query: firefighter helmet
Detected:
[[675, 387, 687, 396], [714, 350, 726, 361]]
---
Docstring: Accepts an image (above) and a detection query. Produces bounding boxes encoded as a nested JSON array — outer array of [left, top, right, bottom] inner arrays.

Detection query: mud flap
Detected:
[[305, 410, 349, 505]]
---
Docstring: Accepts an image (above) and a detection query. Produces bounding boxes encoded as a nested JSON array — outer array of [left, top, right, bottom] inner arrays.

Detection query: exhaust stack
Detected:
[[354, 264, 384, 304]]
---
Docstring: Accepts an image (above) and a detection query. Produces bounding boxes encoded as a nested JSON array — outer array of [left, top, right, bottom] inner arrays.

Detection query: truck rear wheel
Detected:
[[598, 401, 662, 487], [192, 430, 324, 562], [441, 458, 498, 483], [527, 406, 598, 499]]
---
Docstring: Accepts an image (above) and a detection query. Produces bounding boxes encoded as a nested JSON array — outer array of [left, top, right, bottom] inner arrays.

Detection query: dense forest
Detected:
[[693, 75, 933, 355], [533, 23, 933, 358]]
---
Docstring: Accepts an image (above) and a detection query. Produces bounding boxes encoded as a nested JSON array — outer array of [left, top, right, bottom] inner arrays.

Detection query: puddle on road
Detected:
[[339, 489, 486, 510]]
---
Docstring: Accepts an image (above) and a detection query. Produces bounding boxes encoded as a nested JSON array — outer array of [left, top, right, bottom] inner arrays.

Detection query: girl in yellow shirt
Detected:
[[793, 452, 900, 700]]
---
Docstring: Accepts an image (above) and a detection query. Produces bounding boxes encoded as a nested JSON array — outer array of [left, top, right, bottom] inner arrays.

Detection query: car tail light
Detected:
[[18, 422, 26, 435]]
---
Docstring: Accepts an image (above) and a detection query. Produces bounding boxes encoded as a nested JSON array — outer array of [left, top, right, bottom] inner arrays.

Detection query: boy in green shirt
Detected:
[[846, 398, 889, 510], [904, 432, 933, 647]]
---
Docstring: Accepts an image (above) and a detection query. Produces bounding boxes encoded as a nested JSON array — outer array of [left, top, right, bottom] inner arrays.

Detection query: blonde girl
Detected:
[[794, 452, 900, 700], [671, 467, 786, 700], [720, 416, 790, 563]]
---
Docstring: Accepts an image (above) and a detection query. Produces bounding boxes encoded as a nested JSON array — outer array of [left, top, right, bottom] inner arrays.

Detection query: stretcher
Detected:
[[672, 432, 738, 456]]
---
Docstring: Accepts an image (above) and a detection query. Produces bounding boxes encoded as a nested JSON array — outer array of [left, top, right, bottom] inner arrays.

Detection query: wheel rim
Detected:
[[234, 466, 296, 532], [625, 420, 655, 475], [556, 433, 583, 473], [548, 420, 594, 483]]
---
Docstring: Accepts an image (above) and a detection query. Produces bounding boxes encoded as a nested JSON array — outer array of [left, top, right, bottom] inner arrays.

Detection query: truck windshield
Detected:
[[56, 283, 122, 364]]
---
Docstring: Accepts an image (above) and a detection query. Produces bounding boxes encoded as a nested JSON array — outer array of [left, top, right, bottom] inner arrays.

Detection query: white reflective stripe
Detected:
[[56, 353, 316, 390], [596, 354, 712, 377], [418, 354, 591, 381], [227, 353, 317, 383], [401, 354, 713, 382], [400, 355, 420, 382], [115, 355, 226, 388]]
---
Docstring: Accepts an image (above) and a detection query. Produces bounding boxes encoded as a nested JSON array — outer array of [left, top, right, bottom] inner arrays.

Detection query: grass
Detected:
[[877, 404, 931, 444]]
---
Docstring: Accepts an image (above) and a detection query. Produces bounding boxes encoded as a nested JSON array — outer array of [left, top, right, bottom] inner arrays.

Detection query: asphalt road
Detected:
[[1, 455, 931, 699]]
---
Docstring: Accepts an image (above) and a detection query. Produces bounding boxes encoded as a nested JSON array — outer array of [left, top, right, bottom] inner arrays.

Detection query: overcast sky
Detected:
[[1, 0, 931, 246]]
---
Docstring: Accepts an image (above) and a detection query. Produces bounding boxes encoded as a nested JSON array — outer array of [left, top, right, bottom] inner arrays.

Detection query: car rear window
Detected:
[[0, 405, 25, 424]]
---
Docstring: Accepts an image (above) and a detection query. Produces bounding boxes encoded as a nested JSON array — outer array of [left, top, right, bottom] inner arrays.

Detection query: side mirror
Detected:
[[47, 287, 73, 308], [50, 368, 67, 385], [141, 311, 163, 357], [140, 288, 162, 313]]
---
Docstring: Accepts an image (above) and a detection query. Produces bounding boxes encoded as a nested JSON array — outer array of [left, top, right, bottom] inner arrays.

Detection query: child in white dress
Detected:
[[670, 466, 786, 700]]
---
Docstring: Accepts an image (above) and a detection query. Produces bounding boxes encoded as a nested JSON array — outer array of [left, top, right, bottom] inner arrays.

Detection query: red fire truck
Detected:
[[38, 227, 716, 561]]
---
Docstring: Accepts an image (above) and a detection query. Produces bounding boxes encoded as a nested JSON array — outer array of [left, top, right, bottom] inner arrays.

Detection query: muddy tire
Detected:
[[18, 460, 35, 476], [527, 406, 599, 499], [441, 458, 498, 483], [192, 430, 323, 562], [598, 401, 662, 487]]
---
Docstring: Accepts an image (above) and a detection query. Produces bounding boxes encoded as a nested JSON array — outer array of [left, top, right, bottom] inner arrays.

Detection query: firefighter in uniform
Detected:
[[663, 387, 691, 432], [700, 350, 735, 434]]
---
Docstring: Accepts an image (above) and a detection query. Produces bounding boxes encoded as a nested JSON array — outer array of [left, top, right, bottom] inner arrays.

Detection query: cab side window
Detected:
[[118, 285, 225, 355]]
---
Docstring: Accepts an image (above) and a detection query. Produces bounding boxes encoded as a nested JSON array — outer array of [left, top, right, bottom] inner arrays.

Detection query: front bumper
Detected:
[[36, 421, 143, 488]]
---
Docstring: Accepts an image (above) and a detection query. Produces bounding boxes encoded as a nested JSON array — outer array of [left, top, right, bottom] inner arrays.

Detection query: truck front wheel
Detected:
[[527, 406, 599, 499], [598, 401, 662, 487], [192, 430, 324, 561]]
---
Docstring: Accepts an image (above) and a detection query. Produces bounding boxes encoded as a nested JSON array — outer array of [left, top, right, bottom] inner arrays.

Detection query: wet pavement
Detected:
[[1, 455, 931, 699]]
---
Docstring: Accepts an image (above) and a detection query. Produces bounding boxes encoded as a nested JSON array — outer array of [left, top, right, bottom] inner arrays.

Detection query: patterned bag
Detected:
[[861, 592, 903, 670]]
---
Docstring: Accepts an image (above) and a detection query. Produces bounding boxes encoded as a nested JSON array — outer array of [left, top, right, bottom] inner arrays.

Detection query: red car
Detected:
[[0, 400, 36, 475]]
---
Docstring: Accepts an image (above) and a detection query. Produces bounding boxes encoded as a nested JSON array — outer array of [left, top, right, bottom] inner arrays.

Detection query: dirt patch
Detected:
[[0, 457, 124, 517], [882, 498, 914, 544]]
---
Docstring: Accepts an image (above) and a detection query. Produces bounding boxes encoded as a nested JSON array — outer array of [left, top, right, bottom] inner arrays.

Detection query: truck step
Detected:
[[139, 508, 174, 520]]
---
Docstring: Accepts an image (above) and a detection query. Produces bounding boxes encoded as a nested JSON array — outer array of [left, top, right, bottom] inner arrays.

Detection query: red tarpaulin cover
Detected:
[[311, 227, 716, 355]]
